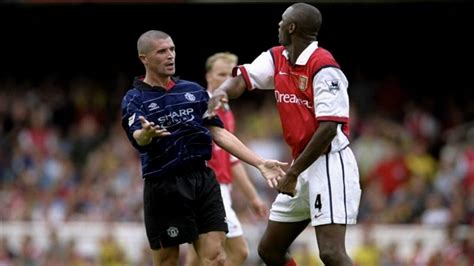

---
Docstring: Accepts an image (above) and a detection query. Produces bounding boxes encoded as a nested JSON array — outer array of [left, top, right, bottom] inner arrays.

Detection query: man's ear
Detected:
[[139, 54, 146, 64], [289, 23, 296, 34]]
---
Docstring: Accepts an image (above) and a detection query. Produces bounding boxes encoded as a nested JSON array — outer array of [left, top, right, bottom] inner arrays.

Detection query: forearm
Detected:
[[232, 163, 260, 201], [289, 122, 337, 175], [216, 75, 247, 99], [211, 127, 263, 168]]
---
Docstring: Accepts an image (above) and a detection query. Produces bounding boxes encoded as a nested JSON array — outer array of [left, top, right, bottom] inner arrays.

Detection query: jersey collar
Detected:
[[282, 41, 319, 66], [133, 76, 177, 91]]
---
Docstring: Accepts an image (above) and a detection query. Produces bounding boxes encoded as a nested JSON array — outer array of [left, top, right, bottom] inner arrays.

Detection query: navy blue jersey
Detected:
[[121, 77, 223, 179]]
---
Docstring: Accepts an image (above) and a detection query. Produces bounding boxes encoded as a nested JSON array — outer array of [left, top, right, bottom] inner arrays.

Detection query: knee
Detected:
[[232, 245, 249, 261], [201, 248, 226, 266], [319, 246, 351, 266], [257, 241, 272, 263]]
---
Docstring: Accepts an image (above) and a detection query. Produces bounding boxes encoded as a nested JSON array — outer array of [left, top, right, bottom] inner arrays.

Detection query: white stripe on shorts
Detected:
[[220, 184, 244, 238]]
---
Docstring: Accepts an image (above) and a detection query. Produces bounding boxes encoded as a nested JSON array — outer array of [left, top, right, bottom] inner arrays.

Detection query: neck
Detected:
[[144, 72, 170, 88], [287, 37, 315, 65]]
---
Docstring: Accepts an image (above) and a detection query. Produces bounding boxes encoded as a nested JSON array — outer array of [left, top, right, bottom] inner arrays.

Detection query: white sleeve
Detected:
[[236, 50, 275, 90], [313, 67, 350, 121]]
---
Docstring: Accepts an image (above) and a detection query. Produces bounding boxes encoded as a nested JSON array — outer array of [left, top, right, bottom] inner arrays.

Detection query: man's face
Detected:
[[141, 37, 176, 77], [278, 7, 293, 46], [206, 58, 235, 92]]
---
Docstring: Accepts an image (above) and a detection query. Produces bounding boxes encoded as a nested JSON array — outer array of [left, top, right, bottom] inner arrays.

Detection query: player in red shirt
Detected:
[[185, 52, 269, 266], [208, 3, 361, 266]]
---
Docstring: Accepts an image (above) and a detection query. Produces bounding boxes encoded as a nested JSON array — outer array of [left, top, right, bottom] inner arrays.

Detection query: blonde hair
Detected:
[[205, 52, 238, 73]]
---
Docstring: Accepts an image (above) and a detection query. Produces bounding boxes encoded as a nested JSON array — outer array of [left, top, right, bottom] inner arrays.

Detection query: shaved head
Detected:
[[289, 3, 322, 37], [137, 30, 170, 54]]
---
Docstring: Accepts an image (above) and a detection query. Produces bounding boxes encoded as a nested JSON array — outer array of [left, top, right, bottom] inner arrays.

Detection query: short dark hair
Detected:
[[137, 30, 170, 54]]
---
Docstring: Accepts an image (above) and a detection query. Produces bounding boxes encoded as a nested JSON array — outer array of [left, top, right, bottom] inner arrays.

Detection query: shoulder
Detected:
[[122, 88, 141, 101], [270, 45, 285, 52], [268, 46, 285, 57], [175, 79, 206, 92]]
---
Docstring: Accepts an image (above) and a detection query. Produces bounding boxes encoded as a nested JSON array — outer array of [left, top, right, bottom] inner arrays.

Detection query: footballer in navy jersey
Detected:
[[120, 30, 286, 266]]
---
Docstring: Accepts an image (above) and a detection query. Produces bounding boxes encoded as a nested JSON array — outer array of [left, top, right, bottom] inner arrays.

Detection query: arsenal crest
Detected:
[[298, 75, 308, 91]]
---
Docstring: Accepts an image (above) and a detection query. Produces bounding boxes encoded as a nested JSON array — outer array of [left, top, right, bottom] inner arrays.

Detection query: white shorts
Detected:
[[220, 184, 243, 238], [269, 147, 361, 226]]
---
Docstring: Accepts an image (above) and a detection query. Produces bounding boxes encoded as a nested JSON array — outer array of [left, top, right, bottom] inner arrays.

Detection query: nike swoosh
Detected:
[[315, 213, 323, 218], [278, 71, 289, 75]]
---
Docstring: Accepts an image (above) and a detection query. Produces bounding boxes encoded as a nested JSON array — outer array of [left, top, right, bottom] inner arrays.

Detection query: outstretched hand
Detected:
[[207, 90, 229, 117], [257, 160, 288, 189], [137, 116, 171, 141]]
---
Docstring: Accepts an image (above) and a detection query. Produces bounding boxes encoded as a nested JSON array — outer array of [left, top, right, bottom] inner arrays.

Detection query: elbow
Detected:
[[322, 121, 338, 140], [209, 127, 225, 146], [227, 76, 247, 99]]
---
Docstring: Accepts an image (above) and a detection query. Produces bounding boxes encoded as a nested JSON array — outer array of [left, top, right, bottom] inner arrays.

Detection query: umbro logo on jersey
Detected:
[[148, 102, 160, 111]]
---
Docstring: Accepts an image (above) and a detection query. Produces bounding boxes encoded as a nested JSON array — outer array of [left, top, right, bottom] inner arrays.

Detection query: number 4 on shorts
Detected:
[[314, 194, 322, 212]]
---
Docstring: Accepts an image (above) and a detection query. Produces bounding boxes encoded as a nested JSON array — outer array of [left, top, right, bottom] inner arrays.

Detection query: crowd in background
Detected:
[[1, 73, 474, 265]]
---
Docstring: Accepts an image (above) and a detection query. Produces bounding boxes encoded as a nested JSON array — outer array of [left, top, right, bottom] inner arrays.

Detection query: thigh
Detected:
[[269, 176, 311, 223], [259, 220, 310, 253], [184, 244, 199, 266], [308, 148, 361, 226], [315, 224, 347, 251], [144, 176, 198, 249], [195, 168, 228, 235], [151, 245, 180, 266], [220, 184, 243, 238]]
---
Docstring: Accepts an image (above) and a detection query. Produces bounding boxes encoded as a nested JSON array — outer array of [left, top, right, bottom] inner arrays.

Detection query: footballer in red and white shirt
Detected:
[[235, 41, 361, 227]]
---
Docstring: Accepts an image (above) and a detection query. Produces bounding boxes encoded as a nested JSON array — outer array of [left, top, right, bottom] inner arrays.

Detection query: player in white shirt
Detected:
[[207, 3, 361, 266]]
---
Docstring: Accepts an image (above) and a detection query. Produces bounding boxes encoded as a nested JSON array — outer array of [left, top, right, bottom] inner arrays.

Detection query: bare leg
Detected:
[[194, 231, 226, 266], [258, 219, 310, 265], [315, 224, 352, 266], [184, 243, 200, 266], [150, 246, 179, 266], [225, 236, 249, 266]]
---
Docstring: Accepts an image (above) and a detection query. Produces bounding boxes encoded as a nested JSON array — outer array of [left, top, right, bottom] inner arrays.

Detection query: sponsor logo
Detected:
[[167, 226, 179, 238], [274, 91, 313, 109], [157, 108, 195, 128], [148, 102, 160, 111]]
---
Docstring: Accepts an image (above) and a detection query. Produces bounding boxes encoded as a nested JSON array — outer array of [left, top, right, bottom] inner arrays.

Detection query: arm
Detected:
[[277, 121, 337, 196], [231, 162, 268, 219], [207, 75, 247, 116], [209, 125, 287, 188]]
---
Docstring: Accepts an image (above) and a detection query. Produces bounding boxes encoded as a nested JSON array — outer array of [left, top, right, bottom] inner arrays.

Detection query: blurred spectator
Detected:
[[353, 223, 380, 266]]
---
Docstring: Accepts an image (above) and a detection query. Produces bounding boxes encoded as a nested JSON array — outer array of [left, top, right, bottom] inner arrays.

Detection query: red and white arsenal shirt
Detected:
[[235, 42, 350, 159]]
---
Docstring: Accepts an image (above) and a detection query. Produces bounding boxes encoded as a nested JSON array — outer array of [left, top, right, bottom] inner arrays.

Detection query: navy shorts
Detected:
[[143, 165, 228, 249]]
